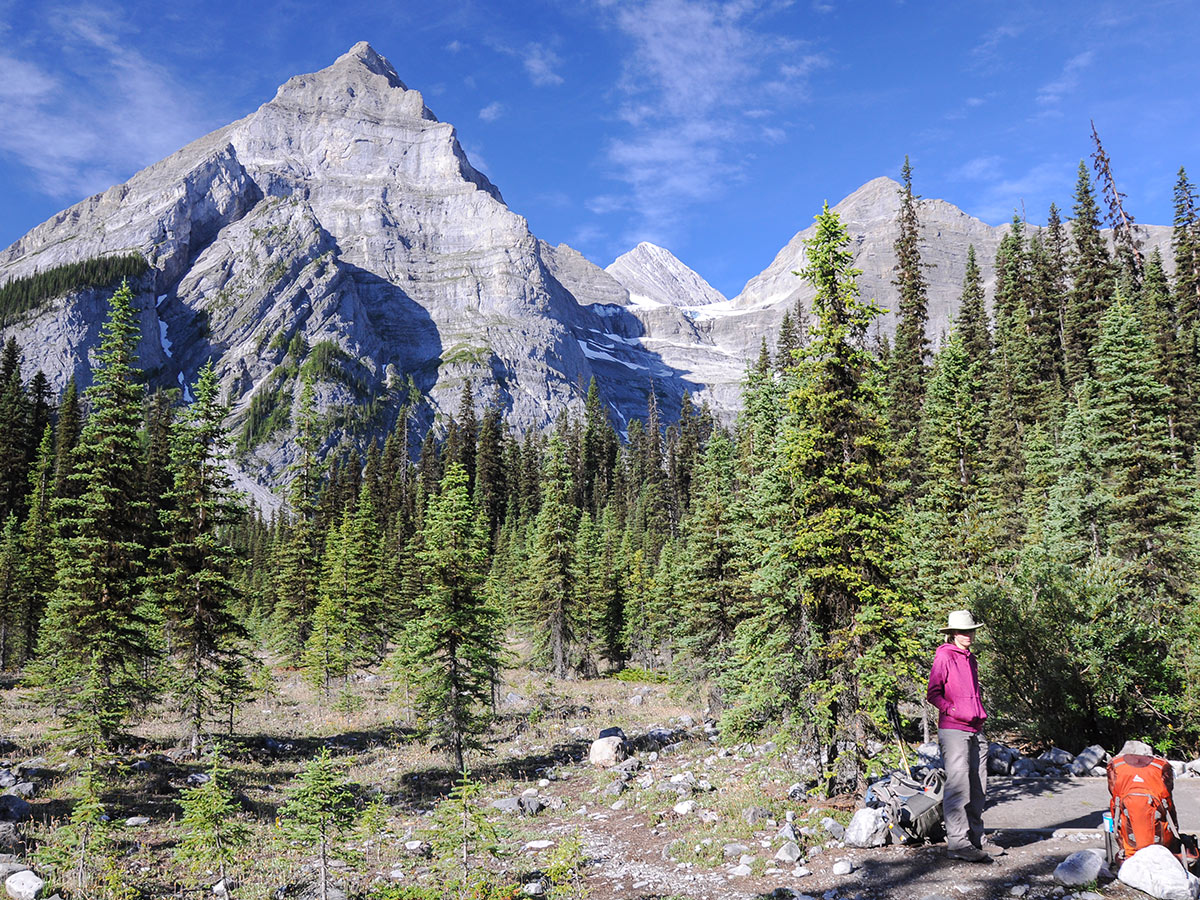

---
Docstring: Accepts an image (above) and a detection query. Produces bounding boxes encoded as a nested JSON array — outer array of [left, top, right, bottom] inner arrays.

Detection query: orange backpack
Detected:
[[1107, 754, 1188, 864]]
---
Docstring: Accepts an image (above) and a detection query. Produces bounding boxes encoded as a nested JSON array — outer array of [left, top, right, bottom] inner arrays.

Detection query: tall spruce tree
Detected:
[[1064, 162, 1113, 387], [33, 281, 157, 747], [520, 437, 579, 677], [401, 463, 499, 771], [889, 156, 932, 480], [725, 206, 918, 791], [157, 362, 251, 752]]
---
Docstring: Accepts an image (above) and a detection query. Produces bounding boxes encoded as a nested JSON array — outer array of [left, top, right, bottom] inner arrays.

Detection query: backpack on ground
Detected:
[[1107, 753, 1199, 870], [868, 768, 946, 844]]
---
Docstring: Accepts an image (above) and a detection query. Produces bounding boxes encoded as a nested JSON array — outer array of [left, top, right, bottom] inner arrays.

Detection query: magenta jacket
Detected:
[[926, 642, 987, 732]]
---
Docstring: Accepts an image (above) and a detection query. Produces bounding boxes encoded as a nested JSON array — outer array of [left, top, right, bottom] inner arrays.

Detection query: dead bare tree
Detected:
[[1090, 120, 1144, 281]]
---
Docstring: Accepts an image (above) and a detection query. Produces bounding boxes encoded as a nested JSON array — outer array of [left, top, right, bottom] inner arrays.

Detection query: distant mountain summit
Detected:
[[606, 242, 725, 309]]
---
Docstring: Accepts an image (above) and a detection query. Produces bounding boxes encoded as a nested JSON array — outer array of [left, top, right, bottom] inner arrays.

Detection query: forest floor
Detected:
[[0, 666, 1148, 900]]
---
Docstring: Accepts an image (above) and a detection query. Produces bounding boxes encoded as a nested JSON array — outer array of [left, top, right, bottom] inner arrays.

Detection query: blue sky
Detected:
[[1, 0, 1197, 298]]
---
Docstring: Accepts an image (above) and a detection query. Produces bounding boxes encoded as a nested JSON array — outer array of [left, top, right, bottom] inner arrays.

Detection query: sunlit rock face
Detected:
[[0, 43, 1172, 499]]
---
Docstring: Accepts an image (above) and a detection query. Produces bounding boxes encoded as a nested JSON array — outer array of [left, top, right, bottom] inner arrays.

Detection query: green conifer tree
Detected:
[[33, 281, 157, 748], [401, 464, 499, 771], [279, 747, 357, 900], [157, 362, 251, 752], [175, 745, 250, 894]]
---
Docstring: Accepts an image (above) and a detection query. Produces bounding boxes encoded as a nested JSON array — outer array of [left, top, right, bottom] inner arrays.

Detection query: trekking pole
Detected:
[[886, 701, 912, 777]]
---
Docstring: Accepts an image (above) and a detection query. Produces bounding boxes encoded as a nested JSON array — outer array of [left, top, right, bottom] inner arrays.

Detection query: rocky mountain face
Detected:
[[0, 43, 706, 493], [0, 42, 1175, 500]]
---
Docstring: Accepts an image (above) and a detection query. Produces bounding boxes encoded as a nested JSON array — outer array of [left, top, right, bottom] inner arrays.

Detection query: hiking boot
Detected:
[[978, 838, 1006, 857], [947, 846, 993, 863]]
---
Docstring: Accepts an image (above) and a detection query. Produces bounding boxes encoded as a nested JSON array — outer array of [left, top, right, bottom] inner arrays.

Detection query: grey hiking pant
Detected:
[[939, 727, 988, 850]]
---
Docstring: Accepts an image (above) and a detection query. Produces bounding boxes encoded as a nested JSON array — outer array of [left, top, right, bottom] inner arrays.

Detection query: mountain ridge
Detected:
[[0, 42, 1176, 500]]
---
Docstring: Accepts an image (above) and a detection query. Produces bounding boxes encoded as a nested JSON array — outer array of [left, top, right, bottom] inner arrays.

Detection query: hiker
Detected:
[[926, 610, 1001, 862]]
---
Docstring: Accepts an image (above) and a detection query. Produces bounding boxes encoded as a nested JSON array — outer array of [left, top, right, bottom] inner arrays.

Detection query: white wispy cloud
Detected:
[[961, 160, 1070, 224], [597, 0, 826, 247], [0, 3, 215, 201], [1036, 50, 1095, 109], [479, 101, 505, 122], [971, 23, 1022, 61], [523, 43, 564, 87]]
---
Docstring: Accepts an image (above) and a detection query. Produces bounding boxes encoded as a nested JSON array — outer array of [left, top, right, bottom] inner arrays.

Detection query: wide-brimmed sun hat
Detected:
[[939, 609, 984, 633]]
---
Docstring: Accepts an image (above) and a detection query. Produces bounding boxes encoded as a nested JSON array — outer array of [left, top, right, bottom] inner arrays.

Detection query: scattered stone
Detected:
[[844, 807, 889, 848], [124, 816, 150, 827], [610, 799, 625, 810], [739, 854, 756, 866], [723, 842, 749, 858], [777, 823, 799, 842], [1069, 745, 1108, 776], [502, 692, 525, 708], [792, 867, 812, 877], [1118, 740, 1155, 757], [0, 866, 26, 879], [598, 726, 626, 741], [728, 865, 753, 877], [518, 796, 547, 817], [588, 737, 626, 768], [988, 743, 1019, 775], [522, 881, 545, 896], [673, 800, 697, 816], [213, 879, 237, 896], [917, 741, 943, 768], [1012, 758, 1044, 777], [403, 840, 424, 852], [629, 695, 644, 707], [0, 776, 13, 791], [775, 841, 803, 863], [1009, 887, 1029, 897], [1054, 849, 1104, 886], [186, 773, 211, 786], [0, 798, 30, 824], [603, 781, 626, 797], [699, 810, 720, 824], [5, 870, 44, 900], [744, 806, 772, 826], [0, 824, 19, 853], [523, 840, 554, 851], [1118, 843, 1199, 899], [820, 817, 845, 840], [788, 783, 807, 801], [491, 798, 521, 814], [832, 859, 854, 876], [612, 758, 642, 779], [670, 772, 697, 787]]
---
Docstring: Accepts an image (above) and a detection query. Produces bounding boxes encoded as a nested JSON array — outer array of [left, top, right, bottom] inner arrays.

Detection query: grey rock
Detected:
[[723, 842, 749, 858], [916, 741, 943, 768], [588, 736, 626, 768], [603, 781, 626, 797], [598, 726, 626, 741], [0, 824, 18, 853], [1118, 740, 1156, 757], [612, 757, 641, 780], [124, 816, 151, 827], [844, 807, 889, 848], [186, 773, 211, 786], [0, 798, 30, 824], [0, 865, 27, 879], [774, 841, 803, 863], [728, 864, 753, 877], [831, 859, 854, 876], [0, 775, 13, 791], [522, 882, 545, 897], [1012, 758, 1044, 777], [744, 806, 772, 826], [2, 786, 32, 801], [820, 817, 845, 840], [1040, 747, 1075, 766], [628, 695, 644, 706], [777, 823, 799, 842], [1070, 745, 1108, 776], [4, 871, 43, 900], [1054, 849, 1104, 886], [517, 796, 547, 817], [673, 799, 697, 815], [490, 797, 521, 814], [1118, 844, 1196, 899]]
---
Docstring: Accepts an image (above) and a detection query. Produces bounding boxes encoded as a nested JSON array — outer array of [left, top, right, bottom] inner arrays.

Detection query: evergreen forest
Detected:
[[3, 154, 1200, 798]]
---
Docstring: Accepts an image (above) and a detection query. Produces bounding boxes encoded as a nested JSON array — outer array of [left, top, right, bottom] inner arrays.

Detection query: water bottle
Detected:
[[1102, 812, 1114, 833]]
